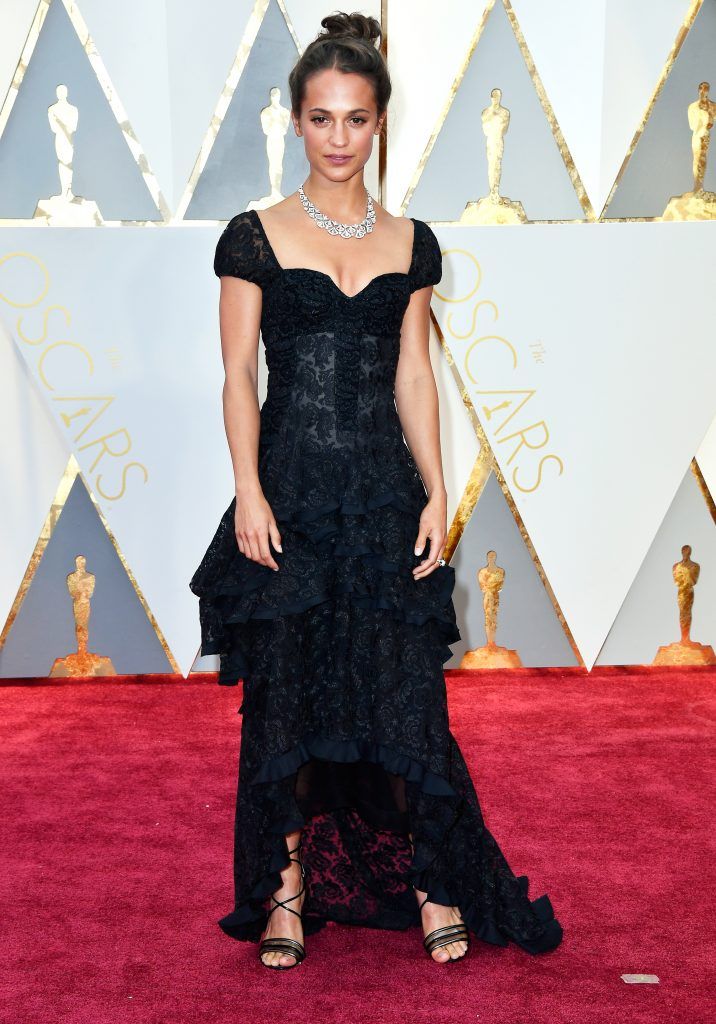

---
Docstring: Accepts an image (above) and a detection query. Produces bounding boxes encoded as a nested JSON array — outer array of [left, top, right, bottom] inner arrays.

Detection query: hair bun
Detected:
[[289, 9, 391, 117], [320, 11, 382, 46]]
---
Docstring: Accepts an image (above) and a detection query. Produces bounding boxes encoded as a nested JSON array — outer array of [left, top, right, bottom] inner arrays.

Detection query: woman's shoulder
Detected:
[[406, 216, 443, 292], [213, 210, 271, 285], [216, 209, 256, 246], [372, 209, 440, 290]]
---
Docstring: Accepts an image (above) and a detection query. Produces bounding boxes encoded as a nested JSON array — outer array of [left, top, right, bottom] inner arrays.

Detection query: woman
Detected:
[[190, 12, 563, 969]]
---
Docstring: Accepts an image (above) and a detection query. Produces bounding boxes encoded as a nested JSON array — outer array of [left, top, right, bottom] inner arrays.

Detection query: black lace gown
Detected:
[[189, 209, 563, 955]]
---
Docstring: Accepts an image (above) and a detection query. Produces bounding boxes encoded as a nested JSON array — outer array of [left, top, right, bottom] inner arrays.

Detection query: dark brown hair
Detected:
[[288, 11, 391, 128]]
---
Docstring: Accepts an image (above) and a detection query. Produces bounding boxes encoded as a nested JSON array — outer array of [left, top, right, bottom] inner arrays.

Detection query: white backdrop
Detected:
[[0, 0, 713, 676]]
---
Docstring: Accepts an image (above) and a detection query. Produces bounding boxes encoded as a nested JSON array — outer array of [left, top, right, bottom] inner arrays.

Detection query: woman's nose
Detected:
[[330, 129, 348, 146]]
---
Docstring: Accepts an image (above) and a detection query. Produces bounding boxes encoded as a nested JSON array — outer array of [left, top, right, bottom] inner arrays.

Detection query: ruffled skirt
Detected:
[[189, 443, 563, 954]]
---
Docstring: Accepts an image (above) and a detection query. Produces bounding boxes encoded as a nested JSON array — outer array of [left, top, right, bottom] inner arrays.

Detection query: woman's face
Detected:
[[293, 67, 384, 182]]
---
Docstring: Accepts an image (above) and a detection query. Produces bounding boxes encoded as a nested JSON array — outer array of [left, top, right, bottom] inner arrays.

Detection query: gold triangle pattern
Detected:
[[175, 0, 302, 222], [600, 0, 704, 221], [0, 0, 170, 225], [0, 453, 179, 673], [400, 0, 594, 223]]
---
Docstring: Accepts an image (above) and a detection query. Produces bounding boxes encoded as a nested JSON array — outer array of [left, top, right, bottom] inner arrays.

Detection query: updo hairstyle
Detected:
[[288, 11, 392, 133]]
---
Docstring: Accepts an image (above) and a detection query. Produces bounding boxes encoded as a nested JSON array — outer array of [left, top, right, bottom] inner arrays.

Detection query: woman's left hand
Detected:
[[413, 492, 447, 579]]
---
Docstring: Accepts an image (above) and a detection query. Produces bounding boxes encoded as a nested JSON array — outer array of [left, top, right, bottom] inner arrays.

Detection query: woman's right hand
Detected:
[[234, 484, 282, 571]]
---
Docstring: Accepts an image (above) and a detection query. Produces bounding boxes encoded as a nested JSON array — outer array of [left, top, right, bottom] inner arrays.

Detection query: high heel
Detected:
[[259, 838, 306, 969], [418, 895, 470, 962], [409, 835, 469, 962]]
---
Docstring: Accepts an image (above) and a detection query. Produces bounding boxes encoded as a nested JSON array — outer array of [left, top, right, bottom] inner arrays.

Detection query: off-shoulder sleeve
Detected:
[[213, 211, 264, 285], [408, 219, 443, 293]]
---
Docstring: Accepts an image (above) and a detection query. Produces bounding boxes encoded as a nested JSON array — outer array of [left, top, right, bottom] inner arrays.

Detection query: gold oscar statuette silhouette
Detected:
[[663, 81, 716, 220], [459, 550, 523, 668], [34, 84, 102, 225], [50, 555, 116, 677], [246, 87, 291, 211], [460, 88, 527, 225], [653, 544, 715, 665]]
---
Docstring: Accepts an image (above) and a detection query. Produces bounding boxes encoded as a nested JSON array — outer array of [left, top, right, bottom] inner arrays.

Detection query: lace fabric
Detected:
[[189, 209, 563, 955]]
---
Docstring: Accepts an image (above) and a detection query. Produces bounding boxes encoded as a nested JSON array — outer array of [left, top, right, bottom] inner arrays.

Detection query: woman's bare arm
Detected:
[[218, 276, 282, 570], [394, 286, 447, 579]]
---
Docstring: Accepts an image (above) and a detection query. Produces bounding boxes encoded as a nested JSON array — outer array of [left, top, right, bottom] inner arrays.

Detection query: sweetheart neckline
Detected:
[[250, 208, 417, 302]]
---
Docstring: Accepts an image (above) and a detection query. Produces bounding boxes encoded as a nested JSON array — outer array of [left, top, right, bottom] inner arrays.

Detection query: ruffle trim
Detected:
[[248, 734, 458, 798], [216, 734, 563, 955], [191, 489, 462, 686], [257, 439, 429, 528]]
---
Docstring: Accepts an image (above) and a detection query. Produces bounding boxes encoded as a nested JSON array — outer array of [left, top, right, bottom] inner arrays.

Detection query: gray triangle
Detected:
[[605, 2, 716, 218], [408, 2, 583, 222], [597, 466, 716, 665], [0, 0, 158, 221], [450, 474, 578, 668], [186, 0, 305, 220], [0, 474, 172, 678]]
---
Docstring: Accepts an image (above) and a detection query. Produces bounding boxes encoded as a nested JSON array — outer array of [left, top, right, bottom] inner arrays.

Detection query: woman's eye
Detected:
[[310, 116, 367, 125]]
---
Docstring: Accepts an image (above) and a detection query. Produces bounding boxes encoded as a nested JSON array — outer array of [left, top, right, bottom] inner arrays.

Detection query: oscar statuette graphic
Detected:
[[50, 555, 115, 677], [460, 88, 527, 225], [459, 550, 523, 668], [653, 544, 715, 665], [662, 81, 716, 221], [246, 87, 291, 211], [34, 84, 102, 225]]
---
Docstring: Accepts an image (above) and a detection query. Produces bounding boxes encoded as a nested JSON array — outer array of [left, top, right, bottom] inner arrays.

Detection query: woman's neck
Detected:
[[301, 174, 369, 222]]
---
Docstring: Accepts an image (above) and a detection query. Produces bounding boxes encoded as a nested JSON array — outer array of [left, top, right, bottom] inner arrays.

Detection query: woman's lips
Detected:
[[326, 154, 351, 163]]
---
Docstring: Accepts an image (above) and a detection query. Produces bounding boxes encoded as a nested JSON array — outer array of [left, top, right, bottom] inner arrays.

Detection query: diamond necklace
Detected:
[[298, 183, 376, 238]]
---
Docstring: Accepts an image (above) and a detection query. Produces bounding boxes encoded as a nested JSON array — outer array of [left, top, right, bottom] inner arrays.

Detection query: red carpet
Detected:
[[2, 667, 714, 1024]]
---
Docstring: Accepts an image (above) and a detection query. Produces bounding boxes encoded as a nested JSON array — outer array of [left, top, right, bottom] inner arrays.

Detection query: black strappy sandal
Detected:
[[418, 895, 470, 962], [259, 839, 306, 969]]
